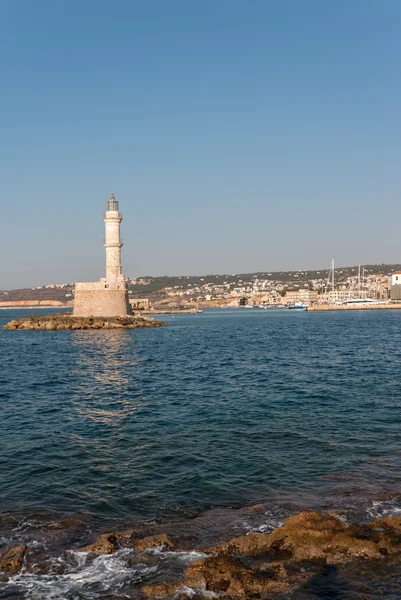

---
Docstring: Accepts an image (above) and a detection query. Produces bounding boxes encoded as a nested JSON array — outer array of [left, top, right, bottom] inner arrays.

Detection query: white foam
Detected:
[[367, 500, 401, 520], [7, 549, 157, 599], [145, 549, 206, 562], [241, 510, 284, 535], [334, 513, 348, 523], [3, 543, 208, 599], [0, 536, 11, 545], [173, 586, 218, 599], [247, 519, 283, 534]]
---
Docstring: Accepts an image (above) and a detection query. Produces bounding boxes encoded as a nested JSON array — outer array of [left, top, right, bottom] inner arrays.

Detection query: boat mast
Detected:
[[358, 265, 361, 298], [327, 259, 335, 303]]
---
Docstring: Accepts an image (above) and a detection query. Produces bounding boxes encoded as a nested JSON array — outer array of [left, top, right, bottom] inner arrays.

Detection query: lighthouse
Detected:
[[73, 194, 132, 317], [104, 193, 124, 286]]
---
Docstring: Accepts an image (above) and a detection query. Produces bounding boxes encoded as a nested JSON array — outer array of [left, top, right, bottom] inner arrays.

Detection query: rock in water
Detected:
[[208, 511, 386, 563], [79, 531, 174, 554], [81, 533, 118, 554], [142, 556, 294, 599], [134, 533, 174, 553], [3, 314, 166, 330], [0, 545, 26, 581], [80, 532, 133, 554], [141, 511, 401, 598], [184, 556, 293, 597]]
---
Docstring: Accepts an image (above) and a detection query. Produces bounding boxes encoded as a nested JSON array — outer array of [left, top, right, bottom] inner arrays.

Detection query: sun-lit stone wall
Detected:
[[73, 284, 132, 317]]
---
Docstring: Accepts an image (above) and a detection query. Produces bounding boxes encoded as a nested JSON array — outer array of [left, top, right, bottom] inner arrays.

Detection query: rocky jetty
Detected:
[[3, 314, 166, 330]]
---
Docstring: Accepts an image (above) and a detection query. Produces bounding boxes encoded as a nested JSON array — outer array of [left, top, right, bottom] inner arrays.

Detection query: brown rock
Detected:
[[371, 516, 401, 534], [185, 556, 290, 597], [141, 510, 401, 599], [142, 582, 182, 599], [259, 561, 287, 579], [269, 512, 383, 563], [143, 556, 293, 599], [0, 545, 26, 580], [135, 533, 174, 553], [208, 532, 271, 557], [80, 531, 133, 554], [209, 511, 383, 564], [81, 533, 118, 554], [368, 517, 401, 554]]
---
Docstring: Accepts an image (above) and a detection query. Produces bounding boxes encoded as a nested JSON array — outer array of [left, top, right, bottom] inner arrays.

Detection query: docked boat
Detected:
[[287, 302, 308, 310], [339, 298, 383, 306], [338, 298, 379, 306]]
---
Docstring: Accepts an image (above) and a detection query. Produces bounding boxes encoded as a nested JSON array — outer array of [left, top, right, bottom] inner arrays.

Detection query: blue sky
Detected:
[[1, 0, 401, 288]]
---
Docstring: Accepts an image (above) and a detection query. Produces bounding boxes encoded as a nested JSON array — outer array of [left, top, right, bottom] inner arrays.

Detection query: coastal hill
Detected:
[[127, 263, 401, 294], [1, 263, 400, 306]]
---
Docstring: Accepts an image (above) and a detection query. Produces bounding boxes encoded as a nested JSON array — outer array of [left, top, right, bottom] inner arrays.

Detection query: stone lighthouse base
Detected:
[[73, 282, 133, 317]]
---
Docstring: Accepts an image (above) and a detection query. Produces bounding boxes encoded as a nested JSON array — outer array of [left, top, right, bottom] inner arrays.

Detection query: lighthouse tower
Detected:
[[103, 193, 125, 287], [73, 194, 132, 317]]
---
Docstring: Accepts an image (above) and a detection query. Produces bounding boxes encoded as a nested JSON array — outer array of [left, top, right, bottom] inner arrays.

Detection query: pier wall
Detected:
[[308, 303, 401, 312]]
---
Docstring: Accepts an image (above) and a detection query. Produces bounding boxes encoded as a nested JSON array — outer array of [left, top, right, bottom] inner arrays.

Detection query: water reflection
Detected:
[[65, 331, 148, 496], [72, 330, 134, 386], [70, 330, 141, 426]]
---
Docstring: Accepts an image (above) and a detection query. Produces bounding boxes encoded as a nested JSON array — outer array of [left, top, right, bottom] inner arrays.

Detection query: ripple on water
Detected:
[[1, 309, 401, 597]]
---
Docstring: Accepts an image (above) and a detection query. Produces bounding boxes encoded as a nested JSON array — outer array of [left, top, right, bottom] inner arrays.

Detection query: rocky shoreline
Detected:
[[134, 511, 401, 598], [2, 314, 166, 330], [3, 509, 401, 597]]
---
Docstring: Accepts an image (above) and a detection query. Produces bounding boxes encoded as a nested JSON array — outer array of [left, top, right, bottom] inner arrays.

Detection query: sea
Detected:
[[1, 307, 401, 598]]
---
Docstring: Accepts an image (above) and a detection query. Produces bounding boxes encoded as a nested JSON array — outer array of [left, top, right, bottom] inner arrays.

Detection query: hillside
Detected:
[[128, 264, 401, 295], [1, 264, 399, 303]]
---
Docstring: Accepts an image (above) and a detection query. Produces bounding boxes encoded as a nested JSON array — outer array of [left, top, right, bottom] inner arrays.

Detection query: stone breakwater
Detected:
[[307, 303, 401, 311], [3, 314, 166, 330], [136, 308, 203, 315]]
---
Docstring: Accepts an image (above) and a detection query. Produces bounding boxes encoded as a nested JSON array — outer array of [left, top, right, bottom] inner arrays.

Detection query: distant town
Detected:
[[2, 263, 401, 310]]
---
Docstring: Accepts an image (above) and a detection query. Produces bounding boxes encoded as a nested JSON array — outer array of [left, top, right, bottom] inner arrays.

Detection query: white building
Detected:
[[389, 272, 401, 288]]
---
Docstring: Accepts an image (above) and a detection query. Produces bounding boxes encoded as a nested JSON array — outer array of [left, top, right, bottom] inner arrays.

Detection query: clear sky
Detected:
[[1, 0, 401, 288]]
